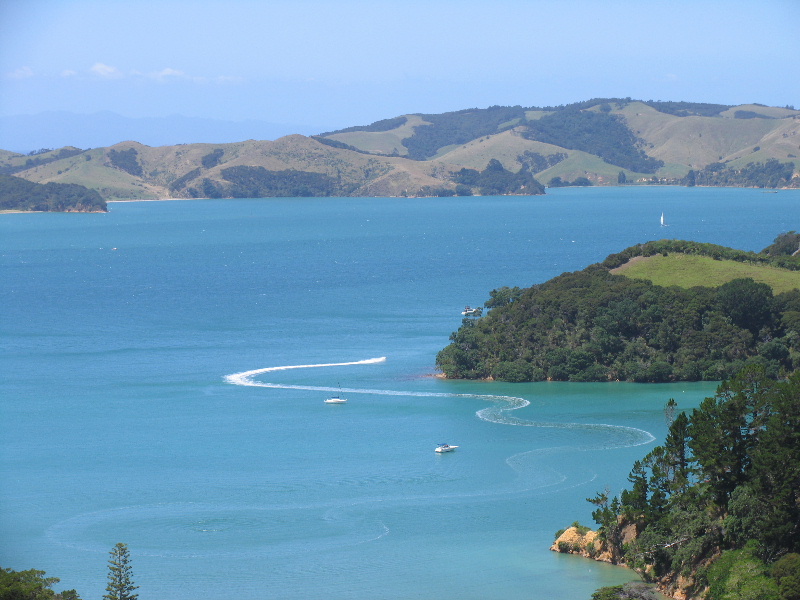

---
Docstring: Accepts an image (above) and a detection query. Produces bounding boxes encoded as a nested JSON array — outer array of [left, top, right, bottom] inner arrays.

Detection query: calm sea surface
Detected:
[[1, 187, 797, 599]]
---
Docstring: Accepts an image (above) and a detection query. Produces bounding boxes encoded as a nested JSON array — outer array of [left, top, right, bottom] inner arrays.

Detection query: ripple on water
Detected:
[[46, 502, 389, 558]]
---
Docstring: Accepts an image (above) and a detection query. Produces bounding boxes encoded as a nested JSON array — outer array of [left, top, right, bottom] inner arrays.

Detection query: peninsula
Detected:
[[436, 233, 800, 383]]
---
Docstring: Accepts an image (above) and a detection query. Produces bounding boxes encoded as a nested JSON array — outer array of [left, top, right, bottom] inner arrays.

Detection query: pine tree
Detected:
[[104, 543, 138, 600]]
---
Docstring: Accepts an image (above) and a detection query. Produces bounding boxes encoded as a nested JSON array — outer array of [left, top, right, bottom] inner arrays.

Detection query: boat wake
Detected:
[[47, 357, 656, 559], [224, 357, 655, 450]]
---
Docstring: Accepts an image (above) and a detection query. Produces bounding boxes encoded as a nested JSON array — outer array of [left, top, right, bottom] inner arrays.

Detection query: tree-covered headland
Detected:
[[436, 235, 800, 383], [0, 174, 107, 212], [580, 366, 800, 599]]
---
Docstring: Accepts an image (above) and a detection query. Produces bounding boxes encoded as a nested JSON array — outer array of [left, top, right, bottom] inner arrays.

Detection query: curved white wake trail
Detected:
[[224, 357, 655, 449], [225, 357, 387, 388]]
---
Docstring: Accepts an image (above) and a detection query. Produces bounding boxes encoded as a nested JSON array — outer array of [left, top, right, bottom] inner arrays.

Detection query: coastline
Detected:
[[107, 197, 205, 203]]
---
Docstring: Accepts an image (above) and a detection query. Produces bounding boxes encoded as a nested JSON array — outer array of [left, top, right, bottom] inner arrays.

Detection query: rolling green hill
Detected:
[[2, 98, 798, 202], [323, 99, 800, 187], [612, 254, 800, 294]]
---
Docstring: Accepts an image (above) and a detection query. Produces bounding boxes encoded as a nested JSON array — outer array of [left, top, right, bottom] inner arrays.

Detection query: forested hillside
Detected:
[[436, 236, 800, 383], [0, 174, 106, 212], [582, 366, 800, 600]]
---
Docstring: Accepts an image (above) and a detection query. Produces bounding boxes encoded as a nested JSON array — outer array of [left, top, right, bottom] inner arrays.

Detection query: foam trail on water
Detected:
[[225, 357, 387, 387], [224, 357, 655, 449]]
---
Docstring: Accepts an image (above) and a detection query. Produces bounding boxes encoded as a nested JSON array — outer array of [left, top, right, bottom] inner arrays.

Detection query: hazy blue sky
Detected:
[[1, 0, 797, 131]]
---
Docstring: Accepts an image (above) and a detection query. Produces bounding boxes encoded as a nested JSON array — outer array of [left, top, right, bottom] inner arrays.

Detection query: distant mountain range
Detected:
[[0, 111, 323, 153], [1, 99, 798, 201]]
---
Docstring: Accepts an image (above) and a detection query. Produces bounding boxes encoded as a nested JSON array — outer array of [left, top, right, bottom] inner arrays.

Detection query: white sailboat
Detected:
[[660, 212, 667, 227]]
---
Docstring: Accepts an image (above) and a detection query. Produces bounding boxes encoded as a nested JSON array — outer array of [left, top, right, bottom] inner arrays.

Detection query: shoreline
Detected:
[[107, 197, 206, 203]]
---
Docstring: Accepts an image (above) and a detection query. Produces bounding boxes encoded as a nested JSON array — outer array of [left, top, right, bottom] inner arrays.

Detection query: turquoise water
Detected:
[[1, 187, 796, 599]]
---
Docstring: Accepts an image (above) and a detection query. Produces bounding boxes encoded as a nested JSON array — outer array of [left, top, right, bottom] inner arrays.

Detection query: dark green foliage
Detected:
[[763, 232, 800, 257], [201, 178, 222, 199], [522, 108, 664, 173], [200, 148, 224, 169], [436, 246, 798, 381], [416, 185, 456, 197], [320, 116, 408, 136], [0, 174, 106, 212], [643, 101, 730, 117], [591, 582, 661, 600], [588, 368, 800, 597], [706, 544, 780, 600], [484, 286, 523, 309], [715, 278, 774, 333], [0, 566, 81, 600], [402, 106, 527, 160], [451, 159, 545, 195], [104, 543, 137, 600], [517, 150, 567, 174], [685, 158, 796, 188], [311, 136, 363, 153], [548, 175, 593, 187], [772, 554, 800, 600], [735, 110, 774, 119], [168, 167, 201, 192], [220, 165, 349, 197], [107, 148, 142, 177]]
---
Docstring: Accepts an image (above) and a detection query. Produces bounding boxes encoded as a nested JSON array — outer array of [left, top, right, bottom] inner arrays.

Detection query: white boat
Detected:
[[435, 443, 458, 453], [324, 395, 347, 404], [461, 306, 482, 316], [660, 212, 667, 227]]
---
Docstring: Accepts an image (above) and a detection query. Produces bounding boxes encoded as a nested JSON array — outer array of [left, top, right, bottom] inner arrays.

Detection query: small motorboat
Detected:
[[435, 443, 458, 453], [324, 395, 347, 404], [461, 306, 482, 316]]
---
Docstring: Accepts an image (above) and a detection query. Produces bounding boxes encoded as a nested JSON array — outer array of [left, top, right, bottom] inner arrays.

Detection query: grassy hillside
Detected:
[[326, 114, 430, 156], [9, 136, 467, 200], [4, 98, 799, 199], [321, 99, 800, 186], [617, 102, 791, 168], [611, 253, 800, 294]]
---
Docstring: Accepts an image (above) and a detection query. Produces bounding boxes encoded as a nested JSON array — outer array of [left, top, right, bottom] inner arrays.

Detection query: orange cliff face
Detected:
[[550, 526, 614, 563], [550, 525, 707, 600]]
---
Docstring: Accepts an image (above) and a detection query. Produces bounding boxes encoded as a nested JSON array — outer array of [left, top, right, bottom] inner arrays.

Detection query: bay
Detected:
[[0, 187, 796, 599]]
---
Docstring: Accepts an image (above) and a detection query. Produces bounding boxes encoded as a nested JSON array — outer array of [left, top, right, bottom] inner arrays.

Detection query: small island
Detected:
[[436, 233, 800, 383]]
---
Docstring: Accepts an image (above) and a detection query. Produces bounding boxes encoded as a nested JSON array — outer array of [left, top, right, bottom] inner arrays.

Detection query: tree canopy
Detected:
[[104, 543, 137, 600], [0, 566, 81, 600], [436, 239, 800, 383], [587, 366, 800, 599], [683, 159, 796, 189], [522, 108, 664, 173], [451, 159, 545, 195], [0, 174, 107, 212]]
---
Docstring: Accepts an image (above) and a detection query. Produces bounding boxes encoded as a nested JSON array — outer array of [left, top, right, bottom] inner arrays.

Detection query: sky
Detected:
[[1, 0, 798, 133]]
